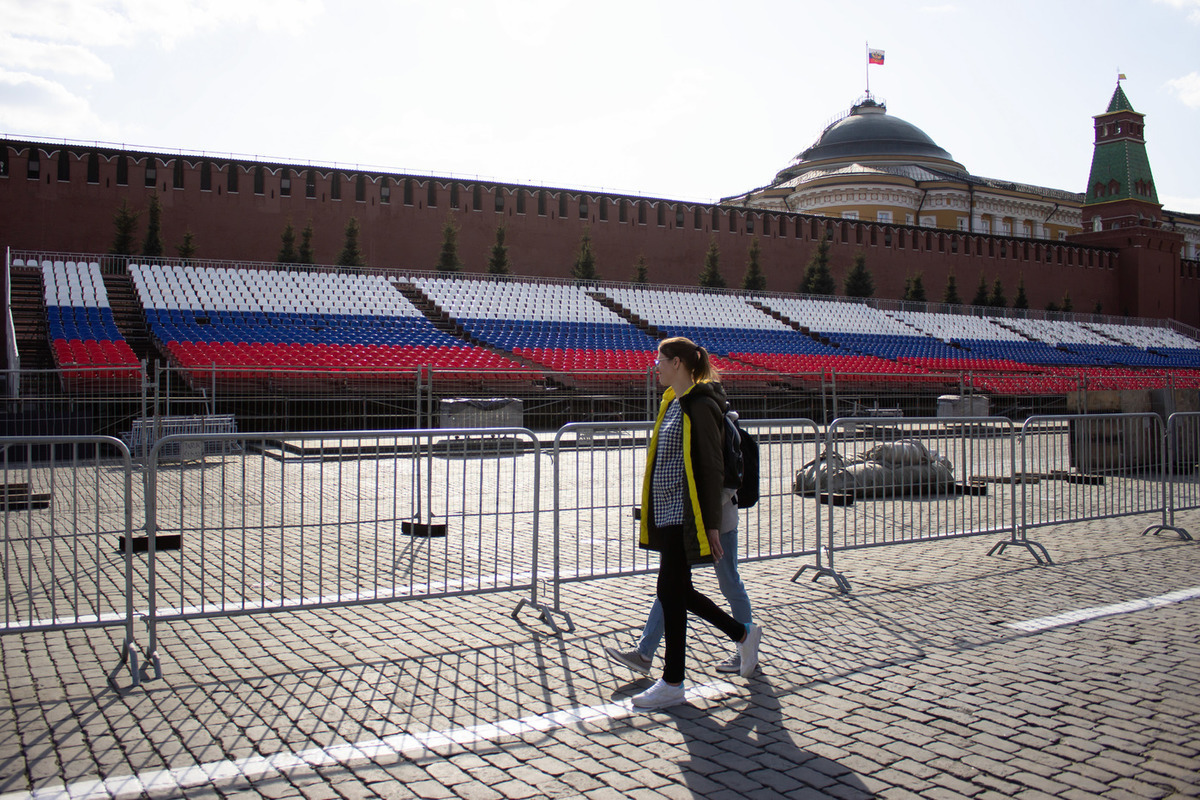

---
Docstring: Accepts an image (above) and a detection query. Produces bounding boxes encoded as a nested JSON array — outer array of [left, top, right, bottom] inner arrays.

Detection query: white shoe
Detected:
[[604, 646, 652, 676], [631, 678, 686, 709], [738, 623, 762, 677]]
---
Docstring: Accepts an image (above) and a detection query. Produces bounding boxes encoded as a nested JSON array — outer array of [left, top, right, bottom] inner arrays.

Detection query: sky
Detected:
[[2, 0, 1199, 212]]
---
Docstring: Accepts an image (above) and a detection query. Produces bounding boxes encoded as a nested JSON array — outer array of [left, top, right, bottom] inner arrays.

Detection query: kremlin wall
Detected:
[[3, 84, 1199, 325]]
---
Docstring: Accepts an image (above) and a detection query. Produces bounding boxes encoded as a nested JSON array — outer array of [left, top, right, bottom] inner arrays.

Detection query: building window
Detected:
[[538, 190, 546, 216], [957, 217, 968, 231], [558, 193, 568, 218], [86, 153, 99, 183], [380, 177, 390, 204], [280, 169, 291, 197], [428, 181, 438, 207], [745, 215, 755, 234], [1021, 221, 1031, 237], [580, 195, 589, 219], [403, 177, 413, 205], [227, 164, 238, 193], [145, 160, 157, 187], [450, 183, 459, 209], [841, 210, 858, 220], [254, 166, 265, 195], [876, 211, 891, 223], [116, 155, 127, 185], [599, 197, 608, 221], [57, 151, 70, 182], [307, 170, 316, 199], [516, 190, 525, 214], [331, 171, 342, 200], [356, 174, 366, 202], [919, 215, 935, 228]]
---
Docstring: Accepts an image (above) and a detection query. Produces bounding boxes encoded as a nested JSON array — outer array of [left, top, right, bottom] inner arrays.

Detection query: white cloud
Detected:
[[1166, 72, 1200, 108], [0, 34, 113, 78], [0, 69, 115, 139], [1154, 0, 1200, 23]]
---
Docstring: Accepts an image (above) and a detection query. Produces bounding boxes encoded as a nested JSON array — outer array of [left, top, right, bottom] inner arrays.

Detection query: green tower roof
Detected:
[[1084, 84, 1158, 207], [1106, 84, 1134, 113]]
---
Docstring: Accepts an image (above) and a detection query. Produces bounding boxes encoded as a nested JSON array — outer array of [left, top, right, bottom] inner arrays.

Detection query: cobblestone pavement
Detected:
[[3, 512, 1200, 799]]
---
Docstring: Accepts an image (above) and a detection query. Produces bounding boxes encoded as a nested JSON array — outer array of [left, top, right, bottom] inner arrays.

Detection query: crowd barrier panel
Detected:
[[1143, 412, 1198, 540], [803, 417, 1027, 593], [0, 436, 139, 689], [1018, 414, 1168, 543], [549, 419, 824, 625], [140, 427, 558, 681]]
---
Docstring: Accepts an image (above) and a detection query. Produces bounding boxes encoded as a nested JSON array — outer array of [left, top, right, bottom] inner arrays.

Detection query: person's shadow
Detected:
[[644, 674, 874, 799]]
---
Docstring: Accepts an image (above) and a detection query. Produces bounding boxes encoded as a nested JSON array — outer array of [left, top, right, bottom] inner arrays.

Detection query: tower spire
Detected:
[[1082, 82, 1161, 230]]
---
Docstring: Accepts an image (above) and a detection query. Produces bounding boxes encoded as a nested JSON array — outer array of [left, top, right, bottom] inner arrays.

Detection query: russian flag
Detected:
[[868, 49, 885, 65]]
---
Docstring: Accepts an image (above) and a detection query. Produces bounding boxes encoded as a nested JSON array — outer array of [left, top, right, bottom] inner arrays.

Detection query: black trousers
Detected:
[[657, 526, 745, 684]]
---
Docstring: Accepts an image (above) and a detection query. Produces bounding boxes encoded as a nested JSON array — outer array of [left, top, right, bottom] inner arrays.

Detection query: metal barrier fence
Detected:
[[1144, 411, 1197, 540], [1019, 414, 1168, 536], [800, 417, 1024, 593], [140, 427, 559, 680], [6, 411, 1200, 688], [0, 435, 139, 688], [548, 419, 824, 627]]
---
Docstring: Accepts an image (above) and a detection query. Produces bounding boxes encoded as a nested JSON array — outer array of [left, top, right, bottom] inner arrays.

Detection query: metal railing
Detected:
[[140, 427, 559, 680], [0, 435, 138, 689], [4, 411, 1199, 689]]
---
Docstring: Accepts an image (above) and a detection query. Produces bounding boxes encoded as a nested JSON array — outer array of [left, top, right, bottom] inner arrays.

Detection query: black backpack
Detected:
[[721, 408, 760, 509]]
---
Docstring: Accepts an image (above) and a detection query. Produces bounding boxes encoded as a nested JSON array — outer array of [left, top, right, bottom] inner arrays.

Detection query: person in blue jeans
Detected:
[[605, 518, 753, 676]]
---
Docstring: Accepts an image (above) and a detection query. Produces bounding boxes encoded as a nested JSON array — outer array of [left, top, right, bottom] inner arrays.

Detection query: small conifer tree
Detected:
[[904, 272, 927, 302], [699, 238, 726, 288], [337, 217, 365, 267], [298, 221, 315, 265], [971, 274, 990, 307], [801, 235, 835, 295], [487, 225, 511, 275], [278, 220, 298, 263], [988, 278, 1006, 309], [437, 215, 462, 272], [176, 230, 197, 259], [942, 273, 961, 305], [142, 194, 164, 257], [843, 251, 874, 298], [741, 238, 767, 291], [1061, 292, 1073, 312], [109, 200, 139, 256], [1013, 277, 1029, 310], [571, 228, 597, 281], [632, 255, 648, 285]]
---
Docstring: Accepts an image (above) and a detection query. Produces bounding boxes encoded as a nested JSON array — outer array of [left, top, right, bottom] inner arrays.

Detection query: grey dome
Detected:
[[777, 99, 959, 182]]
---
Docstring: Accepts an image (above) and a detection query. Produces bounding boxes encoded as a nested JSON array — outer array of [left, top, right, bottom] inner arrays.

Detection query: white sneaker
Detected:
[[715, 652, 741, 674], [738, 623, 762, 677], [631, 678, 686, 709], [604, 646, 652, 675]]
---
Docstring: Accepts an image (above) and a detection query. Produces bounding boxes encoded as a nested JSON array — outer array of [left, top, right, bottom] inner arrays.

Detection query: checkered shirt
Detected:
[[652, 399, 686, 527]]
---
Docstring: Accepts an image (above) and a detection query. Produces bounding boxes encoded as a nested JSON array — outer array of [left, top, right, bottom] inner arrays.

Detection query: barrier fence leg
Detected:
[[988, 428, 1053, 565], [791, 487, 851, 593], [986, 527, 1054, 565], [1141, 419, 1192, 541]]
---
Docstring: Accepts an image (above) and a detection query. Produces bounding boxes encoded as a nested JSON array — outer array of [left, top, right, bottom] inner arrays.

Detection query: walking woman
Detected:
[[630, 336, 763, 710]]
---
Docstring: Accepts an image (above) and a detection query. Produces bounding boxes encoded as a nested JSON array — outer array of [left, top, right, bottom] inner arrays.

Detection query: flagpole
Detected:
[[865, 41, 870, 97]]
